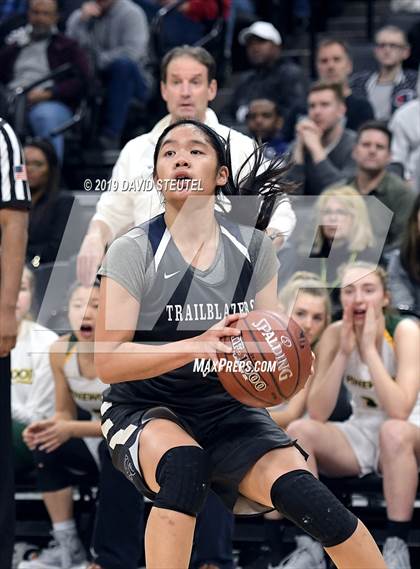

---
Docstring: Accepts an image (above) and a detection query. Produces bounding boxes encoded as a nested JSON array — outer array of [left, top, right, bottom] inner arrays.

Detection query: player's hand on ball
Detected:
[[193, 313, 245, 361]]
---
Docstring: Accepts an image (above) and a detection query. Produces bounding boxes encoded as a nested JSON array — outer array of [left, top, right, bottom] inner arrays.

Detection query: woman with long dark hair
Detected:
[[24, 139, 74, 266]]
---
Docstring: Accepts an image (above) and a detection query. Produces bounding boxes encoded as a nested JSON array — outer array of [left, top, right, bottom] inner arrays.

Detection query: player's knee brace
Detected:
[[153, 446, 211, 517], [271, 469, 358, 547]]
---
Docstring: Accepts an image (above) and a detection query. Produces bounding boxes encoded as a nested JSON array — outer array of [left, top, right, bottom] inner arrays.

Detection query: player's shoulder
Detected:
[[112, 214, 165, 256], [394, 316, 420, 342]]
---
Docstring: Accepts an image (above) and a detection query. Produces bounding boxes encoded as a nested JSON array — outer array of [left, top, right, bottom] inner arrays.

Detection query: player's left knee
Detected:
[[270, 469, 358, 547]]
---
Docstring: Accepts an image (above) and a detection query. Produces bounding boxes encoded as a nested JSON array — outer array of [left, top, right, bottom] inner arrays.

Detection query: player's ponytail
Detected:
[[222, 136, 296, 230], [153, 119, 296, 230]]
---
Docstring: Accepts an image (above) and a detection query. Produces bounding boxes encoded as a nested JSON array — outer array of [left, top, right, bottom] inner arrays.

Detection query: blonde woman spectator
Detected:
[[299, 185, 377, 315], [288, 262, 420, 569], [11, 266, 58, 476], [271, 271, 332, 428]]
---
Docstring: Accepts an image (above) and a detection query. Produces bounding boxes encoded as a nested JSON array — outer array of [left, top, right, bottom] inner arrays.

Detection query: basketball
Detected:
[[217, 310, 313, 407]]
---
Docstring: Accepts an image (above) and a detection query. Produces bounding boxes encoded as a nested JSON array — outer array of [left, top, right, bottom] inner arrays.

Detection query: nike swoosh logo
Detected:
[[164, 271, 181, 279]]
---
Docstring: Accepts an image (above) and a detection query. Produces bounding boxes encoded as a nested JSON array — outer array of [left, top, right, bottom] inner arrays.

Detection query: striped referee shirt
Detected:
[[0, 118, 31, 210]]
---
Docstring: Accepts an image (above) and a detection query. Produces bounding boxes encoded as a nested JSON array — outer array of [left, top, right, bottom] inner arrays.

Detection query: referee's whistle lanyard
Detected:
[[320, 251, 358, 289]]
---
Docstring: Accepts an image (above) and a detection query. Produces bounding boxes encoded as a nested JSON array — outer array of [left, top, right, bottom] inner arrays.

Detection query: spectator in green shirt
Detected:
[[348, 120, 415, 255]]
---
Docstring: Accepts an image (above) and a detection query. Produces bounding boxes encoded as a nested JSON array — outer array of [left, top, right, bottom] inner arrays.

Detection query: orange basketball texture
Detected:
[[217, 310, 312, 407]]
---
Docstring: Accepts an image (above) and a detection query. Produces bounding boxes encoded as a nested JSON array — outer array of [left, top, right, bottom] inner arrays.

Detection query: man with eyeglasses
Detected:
[[350, 25, 418, 121]]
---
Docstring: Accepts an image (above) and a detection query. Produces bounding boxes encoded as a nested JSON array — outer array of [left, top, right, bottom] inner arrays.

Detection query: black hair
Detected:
[[246, 98, 283, 118], [153, 119, 295, 230], [67, 278, 101, 305], [24, 137, 60, 196], [356, 120, 392, 149]]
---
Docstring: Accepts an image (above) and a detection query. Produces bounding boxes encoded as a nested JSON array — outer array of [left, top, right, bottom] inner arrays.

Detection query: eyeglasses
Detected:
[[375, 42, 406, 50], [267, 231, 285, 241], [26, 160, 47, 168], [321, 208, 350, 217]]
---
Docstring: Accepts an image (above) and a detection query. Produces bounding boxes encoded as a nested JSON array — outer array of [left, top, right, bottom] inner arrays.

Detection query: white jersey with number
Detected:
[[344, 326, 419, 425], [63, 346, 107, 463]]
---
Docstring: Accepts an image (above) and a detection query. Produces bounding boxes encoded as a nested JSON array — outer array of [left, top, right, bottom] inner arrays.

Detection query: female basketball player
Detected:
[[95, 120, 386, 569], [288, 261, 420, 569]]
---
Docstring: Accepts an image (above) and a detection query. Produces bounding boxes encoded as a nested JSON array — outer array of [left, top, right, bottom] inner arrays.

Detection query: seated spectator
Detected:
[[223, 21, 306, 124], [24, 139, 74, 266], [298, 186, 377, 316], [245, 97, 288, 157], [287, 261, 420, 569], [21, 281, 107, 569], [288, 82, 356, 195], [284, 38, 374, 141], [66, 0, 151, 149], [389, 79, 420, 183], [379, 402, 420, 569], [0, 0, 90, 161], [348, 120, 415, 253], [350, 25, 418, 121], [11, 265, 58, 478], [387, 194, 420, 316], [272, 271, 331, 427]]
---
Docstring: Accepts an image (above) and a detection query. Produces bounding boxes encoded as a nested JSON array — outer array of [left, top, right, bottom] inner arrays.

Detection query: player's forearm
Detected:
[[363, 348, 413, 419], [307, 351, 348, 421], [95, 339, 198, 384], [0, 211, 28, 310]]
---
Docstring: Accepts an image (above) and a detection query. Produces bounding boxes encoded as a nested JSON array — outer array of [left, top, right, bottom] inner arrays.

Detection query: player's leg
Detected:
[[139, 419, 211, 569], [379, 420, 420, 568], [239, 446, 386, 569], [287, 418, 361, 477]]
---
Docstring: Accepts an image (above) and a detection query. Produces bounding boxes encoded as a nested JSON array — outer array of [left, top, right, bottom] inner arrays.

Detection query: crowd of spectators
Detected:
[[1, 1, 419, 569]]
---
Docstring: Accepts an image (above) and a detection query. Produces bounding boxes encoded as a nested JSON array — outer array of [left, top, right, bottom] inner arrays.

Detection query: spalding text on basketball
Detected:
[[251, 318, 293, 383]]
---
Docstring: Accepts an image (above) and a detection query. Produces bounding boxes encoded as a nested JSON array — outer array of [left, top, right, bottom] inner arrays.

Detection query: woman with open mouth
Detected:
[[287, 261, 420, 569], [20, 281, 108, 569]]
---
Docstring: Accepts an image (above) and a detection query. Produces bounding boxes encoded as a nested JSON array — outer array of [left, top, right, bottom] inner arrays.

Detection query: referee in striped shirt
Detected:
[[0, 117, 31, 568]]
